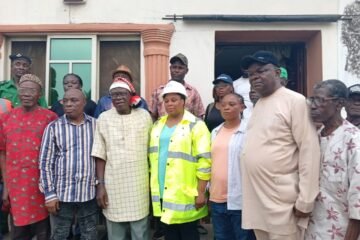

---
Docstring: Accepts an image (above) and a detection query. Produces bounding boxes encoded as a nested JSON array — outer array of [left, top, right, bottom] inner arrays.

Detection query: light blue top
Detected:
[[158, 125, 177, 198]]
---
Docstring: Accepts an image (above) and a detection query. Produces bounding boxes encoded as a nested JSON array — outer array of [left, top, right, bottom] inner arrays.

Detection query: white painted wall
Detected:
[[0, 0, 342, 105]]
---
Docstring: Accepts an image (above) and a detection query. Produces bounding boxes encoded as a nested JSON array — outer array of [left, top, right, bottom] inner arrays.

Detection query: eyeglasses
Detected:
[[307, 96, 338, 106], [18, 87, 39, 95], [110, 91, 129, 99]]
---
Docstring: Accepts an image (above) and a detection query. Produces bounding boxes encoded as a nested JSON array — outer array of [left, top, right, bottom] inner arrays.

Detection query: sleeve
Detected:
[[91, 117, 107, 160], [0, 115, 5, 151], [192, 120, 211, 181], [291, 97, 321, 213], [347, 133, 360, 220], [192, 89, 205, 118], [39, 124, 58, 202]]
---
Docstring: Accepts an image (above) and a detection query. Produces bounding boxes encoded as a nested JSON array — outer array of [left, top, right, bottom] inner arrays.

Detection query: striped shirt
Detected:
[[39, 114, 96, 203]]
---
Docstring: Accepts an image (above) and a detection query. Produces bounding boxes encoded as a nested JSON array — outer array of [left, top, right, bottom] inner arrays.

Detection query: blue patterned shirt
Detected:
[[39, 114, 96, 203]]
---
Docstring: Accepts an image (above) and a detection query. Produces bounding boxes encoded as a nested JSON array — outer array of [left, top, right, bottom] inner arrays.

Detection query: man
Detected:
[[305, 80, 360, 240], [0, 74, 57, 239], [233, 71, 253, 119], [0, 53, 47, 107], [92, 77, 152, 240], [39, 89, 97, 239], [240, 51, 320, 240], [345, 84, 360, 128], [94, 64, 148, 118], [149, 53, 205, 120], [0, 98, 11, 238]]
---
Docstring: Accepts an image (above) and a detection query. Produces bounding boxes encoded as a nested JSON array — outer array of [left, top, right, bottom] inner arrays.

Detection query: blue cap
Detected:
[[212, 74, 233, 85]]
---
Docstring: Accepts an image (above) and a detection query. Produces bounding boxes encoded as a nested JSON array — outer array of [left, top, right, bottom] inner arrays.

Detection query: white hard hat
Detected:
[[161, 81, 187, 99]]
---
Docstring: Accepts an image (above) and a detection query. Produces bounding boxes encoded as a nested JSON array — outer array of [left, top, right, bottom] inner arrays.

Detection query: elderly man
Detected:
[[305, 80, 360, 240], [0, 53, 47, 107], [346, 84, 360, 128], [240, 51, 320, 240], [39, 89, 97, 240], [92, 77, 152, 240], [0, 74, 57, 239], [149, 53, 205, 120], [94, 64, 148, 118]]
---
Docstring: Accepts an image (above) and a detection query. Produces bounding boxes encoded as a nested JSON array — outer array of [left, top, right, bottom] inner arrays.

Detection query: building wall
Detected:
[[0, 0, 341, 105]]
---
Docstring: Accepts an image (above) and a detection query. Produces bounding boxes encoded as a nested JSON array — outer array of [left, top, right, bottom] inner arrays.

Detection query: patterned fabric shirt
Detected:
[[305, 120, 360, 240], [0, 107, 57, 226], [0, 79, 47, 107], [91, 108, 152, 222], [39, 114, 96, 203], [149, 82, 205, 119]]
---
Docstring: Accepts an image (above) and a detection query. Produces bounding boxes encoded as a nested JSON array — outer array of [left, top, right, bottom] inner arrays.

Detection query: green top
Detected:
[[0, 79, 48, 108]]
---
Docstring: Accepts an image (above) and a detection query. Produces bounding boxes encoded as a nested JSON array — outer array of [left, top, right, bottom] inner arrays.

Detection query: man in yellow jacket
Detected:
[[149, 81, 211, 240]]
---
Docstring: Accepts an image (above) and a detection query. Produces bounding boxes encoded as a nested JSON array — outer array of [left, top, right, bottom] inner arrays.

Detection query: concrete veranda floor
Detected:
[[3, 223, 214, 240]]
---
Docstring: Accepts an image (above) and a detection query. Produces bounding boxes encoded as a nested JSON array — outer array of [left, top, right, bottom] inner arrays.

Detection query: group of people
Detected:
[[0, 50, 359, 240]]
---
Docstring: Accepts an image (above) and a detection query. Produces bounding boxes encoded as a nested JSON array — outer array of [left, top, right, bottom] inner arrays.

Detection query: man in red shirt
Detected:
[[0, 74, 57, 239]]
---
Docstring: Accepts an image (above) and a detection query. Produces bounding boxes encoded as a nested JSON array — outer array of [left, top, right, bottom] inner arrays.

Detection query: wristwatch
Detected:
[[95, 179, 105, 186]]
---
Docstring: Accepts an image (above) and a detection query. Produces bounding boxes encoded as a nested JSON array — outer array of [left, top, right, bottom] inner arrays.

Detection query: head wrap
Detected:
[[109, 77, 141, 107]]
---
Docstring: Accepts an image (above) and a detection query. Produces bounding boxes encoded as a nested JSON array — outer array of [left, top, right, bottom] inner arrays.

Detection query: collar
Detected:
[[158, 110, 197, 124], [61, 113, 92, 125], [213, 119, 247, 135]]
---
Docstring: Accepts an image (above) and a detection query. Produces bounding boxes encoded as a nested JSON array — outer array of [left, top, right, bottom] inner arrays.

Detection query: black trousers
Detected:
[[12, 217, 50, 240], [164, 220, 199, 240]]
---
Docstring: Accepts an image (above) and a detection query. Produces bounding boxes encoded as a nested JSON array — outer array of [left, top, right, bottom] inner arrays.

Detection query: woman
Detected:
[[51, 73, 97, 117], [149, 81, 211, 240], [204, 74, 234, 132], [210, 93, 256, 240]]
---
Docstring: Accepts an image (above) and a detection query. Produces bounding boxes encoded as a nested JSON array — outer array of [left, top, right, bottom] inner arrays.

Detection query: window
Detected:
[[6, 35, 141, 106]]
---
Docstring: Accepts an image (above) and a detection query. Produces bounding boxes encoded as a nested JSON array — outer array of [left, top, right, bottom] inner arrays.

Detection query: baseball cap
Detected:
[[241, 51, 279, 70], [212, 74, 233, 85], [170, 53, 188, 66], [161, 81, 187, 99], [348, 84, 360, 96], [280, 67, 288, 80], [112, 65, 133, 81], [9, 53, 32, 64]]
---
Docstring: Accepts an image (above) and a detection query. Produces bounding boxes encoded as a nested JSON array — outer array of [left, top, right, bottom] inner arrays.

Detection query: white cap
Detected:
[[109, 81, 131, 92], [161, 81, 187, 99]]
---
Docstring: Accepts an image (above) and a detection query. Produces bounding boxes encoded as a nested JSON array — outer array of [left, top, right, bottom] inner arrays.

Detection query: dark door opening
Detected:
[[215, 43, 306, 94]]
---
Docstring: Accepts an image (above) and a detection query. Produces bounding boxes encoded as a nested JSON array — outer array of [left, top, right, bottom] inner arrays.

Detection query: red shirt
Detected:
[[0, 106, 57, 226]]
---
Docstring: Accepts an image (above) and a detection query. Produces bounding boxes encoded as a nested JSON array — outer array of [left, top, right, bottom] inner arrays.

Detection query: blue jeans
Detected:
[[51, 199, 98, 240], [210, 202, 256, 240]]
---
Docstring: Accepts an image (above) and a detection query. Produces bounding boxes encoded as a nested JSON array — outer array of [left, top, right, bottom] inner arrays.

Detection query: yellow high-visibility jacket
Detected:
[[149, 110, 211, 224]]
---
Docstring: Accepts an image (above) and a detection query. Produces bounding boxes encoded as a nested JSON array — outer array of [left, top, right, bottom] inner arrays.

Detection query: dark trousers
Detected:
[[51, 199, 98, 240], [210, 201, 256, 240], [164, 220, 199, 240], [12, 217, 50, 240]]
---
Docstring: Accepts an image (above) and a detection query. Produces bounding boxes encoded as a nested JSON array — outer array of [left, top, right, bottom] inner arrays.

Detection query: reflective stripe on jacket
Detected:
[[149, 110, 211, 224]]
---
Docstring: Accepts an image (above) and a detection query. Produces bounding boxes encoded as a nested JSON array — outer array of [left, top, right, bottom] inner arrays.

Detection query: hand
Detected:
[[96, 184, 109, 209], [195, 193, 206, 210], [2, 186, 10, 208], [294, 207, 311, 218], [45, 199, 60, 215]]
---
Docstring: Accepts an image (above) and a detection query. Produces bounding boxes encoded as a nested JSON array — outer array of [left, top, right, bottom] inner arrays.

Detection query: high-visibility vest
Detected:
[[149, 110, 211, 224], [0, 99, 12, 114]]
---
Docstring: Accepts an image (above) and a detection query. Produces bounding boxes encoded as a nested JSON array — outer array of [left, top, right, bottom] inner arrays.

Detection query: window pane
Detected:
[[49, 63, 69, 105], [11, 41, 46, 85], [99, 41, 140, 97], [50, 38, 92, 60], [72, 63, 92, 99]]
